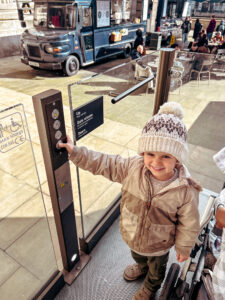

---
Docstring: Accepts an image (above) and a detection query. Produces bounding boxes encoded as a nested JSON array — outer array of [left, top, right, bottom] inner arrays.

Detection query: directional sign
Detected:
[[73, 96, 103, 141]]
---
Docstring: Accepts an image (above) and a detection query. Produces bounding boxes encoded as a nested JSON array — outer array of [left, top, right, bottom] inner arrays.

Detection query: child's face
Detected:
[[144, 151, 177, 181]]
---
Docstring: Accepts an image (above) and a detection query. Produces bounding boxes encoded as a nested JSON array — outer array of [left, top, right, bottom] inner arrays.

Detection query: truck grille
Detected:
[[28, 45, 41, 58]]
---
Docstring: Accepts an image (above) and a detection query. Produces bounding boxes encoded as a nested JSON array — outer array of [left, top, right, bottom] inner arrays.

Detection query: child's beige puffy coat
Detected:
[[70, 146, 201, 257]]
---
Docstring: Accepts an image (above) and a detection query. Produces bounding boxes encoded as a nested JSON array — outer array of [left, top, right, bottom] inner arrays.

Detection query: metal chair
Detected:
[[215, 49, 225, 73], [170, 60, 184, 94], [189, 59, 213, 86], [134, 62, 154, 94], [216, 49, 225, 62]]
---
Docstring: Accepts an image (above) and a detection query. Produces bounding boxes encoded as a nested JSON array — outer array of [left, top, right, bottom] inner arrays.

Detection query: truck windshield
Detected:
[[33, 3, 76, 29]]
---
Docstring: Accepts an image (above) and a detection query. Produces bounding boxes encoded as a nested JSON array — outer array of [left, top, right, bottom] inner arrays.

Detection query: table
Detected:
[[177, 56, 193, 62], [147, 61, 158, 69], [207, 43, 221, 53]]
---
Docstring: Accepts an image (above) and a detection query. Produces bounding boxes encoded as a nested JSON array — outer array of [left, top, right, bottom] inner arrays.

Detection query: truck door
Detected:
[[80, 5, 94, 64]]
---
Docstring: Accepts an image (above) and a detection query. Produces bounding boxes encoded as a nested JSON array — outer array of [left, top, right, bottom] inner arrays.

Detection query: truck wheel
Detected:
[[123, 44, 131, 58], [63, 55, 79, 76], [159, 263, 180, 300]]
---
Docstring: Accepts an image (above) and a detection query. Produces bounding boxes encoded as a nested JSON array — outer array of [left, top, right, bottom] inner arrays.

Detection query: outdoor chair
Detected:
[[133, 61, 154, 94], [216, 49, 225, 62], [170, 60, 184, 94], [189, 59, 213, 86]]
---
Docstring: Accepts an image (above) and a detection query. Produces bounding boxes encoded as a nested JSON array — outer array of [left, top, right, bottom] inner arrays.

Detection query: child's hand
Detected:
[[215, 207, 225, 228], [57, 134, 74, 155], [176, 253, 189, 262]]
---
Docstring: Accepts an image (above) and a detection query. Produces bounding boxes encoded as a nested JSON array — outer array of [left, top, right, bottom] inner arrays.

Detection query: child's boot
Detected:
[[123, 263, 147, 281], [132, 285, 155, 300]]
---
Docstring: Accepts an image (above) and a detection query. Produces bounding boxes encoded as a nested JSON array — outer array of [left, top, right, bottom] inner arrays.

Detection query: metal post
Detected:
[[153, 48, 175, 115], [32, 89, 90, 285]]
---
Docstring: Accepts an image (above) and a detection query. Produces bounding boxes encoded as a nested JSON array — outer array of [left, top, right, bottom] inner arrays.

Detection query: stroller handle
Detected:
[[199, 195, 217, 231]]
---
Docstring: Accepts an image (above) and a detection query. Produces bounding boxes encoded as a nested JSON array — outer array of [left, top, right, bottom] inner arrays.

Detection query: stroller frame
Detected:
[[159, 194, 221, 300]]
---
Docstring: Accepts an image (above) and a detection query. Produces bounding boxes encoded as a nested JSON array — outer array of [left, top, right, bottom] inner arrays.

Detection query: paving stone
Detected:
[[0, 249, 19, 286], [6, 218, 58, 280], [0, 267, 41, 300], [0, 192, 46, 249]]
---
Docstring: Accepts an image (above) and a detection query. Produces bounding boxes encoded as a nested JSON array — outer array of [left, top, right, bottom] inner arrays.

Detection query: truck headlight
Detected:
[[45, 45, 54, 53], [44, 45, 62, 54]]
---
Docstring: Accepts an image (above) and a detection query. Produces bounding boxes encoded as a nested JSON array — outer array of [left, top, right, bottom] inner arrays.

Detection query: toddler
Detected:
[[58, 102, 201, 300]]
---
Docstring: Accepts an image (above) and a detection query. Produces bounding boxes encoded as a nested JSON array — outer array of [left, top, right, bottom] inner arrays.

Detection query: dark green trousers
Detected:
[[131, 250, 169, 293]]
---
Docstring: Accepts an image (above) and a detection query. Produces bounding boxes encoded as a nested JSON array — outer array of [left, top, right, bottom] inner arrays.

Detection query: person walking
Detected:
[[207, 15, 216, 41], [181, 17, 191, 45], [216, 20, 225, 36], [193, 19, 202, 41]]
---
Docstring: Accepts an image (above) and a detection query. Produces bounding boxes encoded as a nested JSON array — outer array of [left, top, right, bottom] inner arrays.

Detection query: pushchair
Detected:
[[159, 192, 223, 300]]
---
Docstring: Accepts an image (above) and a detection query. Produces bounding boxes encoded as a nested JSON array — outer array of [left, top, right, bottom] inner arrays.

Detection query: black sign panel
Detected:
[[73, 96, 103, 141]]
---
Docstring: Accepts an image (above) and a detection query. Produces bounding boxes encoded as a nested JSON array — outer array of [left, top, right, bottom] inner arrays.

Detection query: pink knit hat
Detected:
[[138, 102, 188, 163]]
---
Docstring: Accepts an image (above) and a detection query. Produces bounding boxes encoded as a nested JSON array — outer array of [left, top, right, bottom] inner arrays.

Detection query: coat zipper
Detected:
[[146, 179, 187, 210]]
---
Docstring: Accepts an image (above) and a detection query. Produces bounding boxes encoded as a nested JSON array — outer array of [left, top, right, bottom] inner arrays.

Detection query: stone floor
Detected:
[[0, 53, 224, 299], [55, 188, 218, 300]]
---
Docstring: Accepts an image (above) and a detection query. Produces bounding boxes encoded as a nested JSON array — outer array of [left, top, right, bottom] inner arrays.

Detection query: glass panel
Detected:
[[34, 3, 76, 29], [69, 55, 156, 238], [0, 104, 58, 300], [34, 4, 48, 27], [83, 7, 92, 27], [110, 0, 144, 25], [191, 0, 225, 16], [69, 49, 225, 239], [168, 49, 225, 193]]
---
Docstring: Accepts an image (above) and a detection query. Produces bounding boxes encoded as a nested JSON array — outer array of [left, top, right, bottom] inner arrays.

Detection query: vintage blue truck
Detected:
[[20, 0, 149, 76]]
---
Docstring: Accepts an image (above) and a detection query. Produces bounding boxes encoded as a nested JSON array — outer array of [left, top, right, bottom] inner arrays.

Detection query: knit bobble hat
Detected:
[[138, 102, 188, 163]]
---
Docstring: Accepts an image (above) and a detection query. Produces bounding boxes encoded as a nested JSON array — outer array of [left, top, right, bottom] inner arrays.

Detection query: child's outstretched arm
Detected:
[[57, 135, 131, 184]]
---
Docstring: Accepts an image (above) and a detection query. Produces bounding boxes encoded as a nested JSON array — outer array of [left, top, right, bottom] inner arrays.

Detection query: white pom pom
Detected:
[[158, 102, 184, 120]]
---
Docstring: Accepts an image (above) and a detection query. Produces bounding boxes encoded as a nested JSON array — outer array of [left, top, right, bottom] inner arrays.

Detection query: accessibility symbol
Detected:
[[0, 112, 26, 153]]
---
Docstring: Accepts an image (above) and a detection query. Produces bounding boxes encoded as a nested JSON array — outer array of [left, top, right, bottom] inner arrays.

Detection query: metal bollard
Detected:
[[153, 48, 175, 115]]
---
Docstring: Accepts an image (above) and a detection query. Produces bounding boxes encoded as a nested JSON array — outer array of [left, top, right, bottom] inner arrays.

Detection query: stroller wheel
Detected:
[[159, 263, 180, 300]]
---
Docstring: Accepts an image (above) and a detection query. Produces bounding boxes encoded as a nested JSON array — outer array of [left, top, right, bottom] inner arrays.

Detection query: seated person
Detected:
[[197, 33, 208, 47], [134, 28, 144, 50], [218, 34, 225, 49], [131, 45, 145, 60], [189, 41, 198, 52], [170, 43, 179, 50], [212, 31, 223, 43], [198, 29, 206, 40], [170, 43, 180, 58], [197, 33, 209, 53], [211, 32, 223, 54], [198, 45, 209, 53]]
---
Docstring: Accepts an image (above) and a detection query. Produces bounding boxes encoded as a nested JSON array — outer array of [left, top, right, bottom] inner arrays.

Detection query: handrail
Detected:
[[111, 74, 154, 104]]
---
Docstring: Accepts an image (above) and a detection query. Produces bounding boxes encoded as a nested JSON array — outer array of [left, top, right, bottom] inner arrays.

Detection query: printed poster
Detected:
[[96, 0, 110, 27]]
